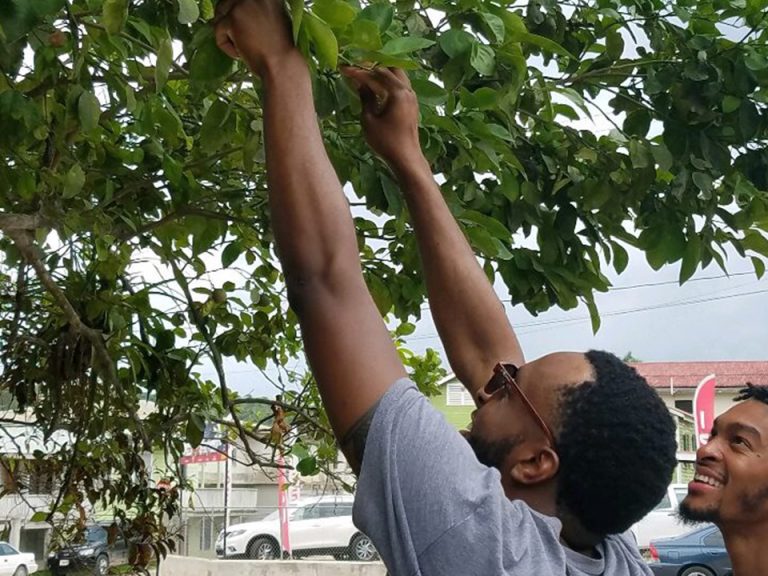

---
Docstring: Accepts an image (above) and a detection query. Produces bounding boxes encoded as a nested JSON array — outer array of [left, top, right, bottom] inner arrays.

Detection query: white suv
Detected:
[[630, 484, 690, 550], [215, 495, 377, 561]]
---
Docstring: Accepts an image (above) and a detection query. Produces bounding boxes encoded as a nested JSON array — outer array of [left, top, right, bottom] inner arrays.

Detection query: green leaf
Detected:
[[30, 511, 48, 523], [155, 36, 173, 91], [177, 0, 200, 24], [189, 33, 235, 85], [411, 78, 447, 105], [102, 0, 128, 35], [692, 172, 713, 196], [439, 29, 474, 58], [470, 43, 495, 76], [221, 242, 242, 268], [186, 414, 205, 448], [305, 13, 338, 69], [480, 12, 505, 43], [745, 49, 768, 71], [722, 95, 741, 114], [606, 29, 624, 61], [200, 100, 230, 152], [297, 456, 318, 475], [679, 233, 700, 284], [584, 295, 601, 334], [752, 257, 765, 280], [743, 231, 768, 258], [460, 87, 498, 110], [359, 3, 393, 32], [78, 91, 101, 132], [348, 19, 381, 50], [460, 210, 510, 239], [380, 36, 435, 56], [515, 32, 575, 60], [629, 140, 650, 169], [290, 0, 304, 42], [63, 164, 86, 198], [624, 110, 651, 137], [312, 0, 356, 28], [612, 242, 629, 274]]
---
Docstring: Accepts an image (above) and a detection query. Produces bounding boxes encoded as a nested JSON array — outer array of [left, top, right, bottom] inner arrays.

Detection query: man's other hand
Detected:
[[214, 0, 296, 75], [341, 67, 422, 171]]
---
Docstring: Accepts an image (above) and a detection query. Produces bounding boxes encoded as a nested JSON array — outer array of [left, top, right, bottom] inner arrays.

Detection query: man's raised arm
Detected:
[[343, 67, 523, 399], [214, 1, 406, 456]]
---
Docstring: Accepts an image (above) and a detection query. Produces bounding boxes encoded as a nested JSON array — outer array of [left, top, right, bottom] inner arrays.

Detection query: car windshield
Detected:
[[86, 526, 108, 544]]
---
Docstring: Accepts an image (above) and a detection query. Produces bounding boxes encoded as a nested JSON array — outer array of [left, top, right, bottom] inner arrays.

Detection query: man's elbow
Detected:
[[284, 261, 362, 316]]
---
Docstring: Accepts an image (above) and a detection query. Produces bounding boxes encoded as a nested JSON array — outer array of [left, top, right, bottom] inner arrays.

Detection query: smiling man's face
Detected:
[[680, 399, 768, 526]]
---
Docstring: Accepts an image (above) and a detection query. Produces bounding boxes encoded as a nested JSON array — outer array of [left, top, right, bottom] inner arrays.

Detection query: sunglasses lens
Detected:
[[484, 374, 504, 395]]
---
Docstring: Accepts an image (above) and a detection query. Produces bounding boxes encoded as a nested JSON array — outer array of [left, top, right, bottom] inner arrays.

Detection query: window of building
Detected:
[[200, 517, 213, 551], [675, 399, 693, 414], [446, 384, 474, 406], [653, 492, 672, 511]]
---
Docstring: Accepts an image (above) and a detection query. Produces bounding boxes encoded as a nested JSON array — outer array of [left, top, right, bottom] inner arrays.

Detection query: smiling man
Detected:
[[680, 385, 768, 576]]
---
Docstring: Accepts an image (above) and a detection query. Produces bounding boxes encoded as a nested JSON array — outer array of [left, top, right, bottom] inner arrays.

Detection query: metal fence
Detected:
[[184, 499, 378, 562]]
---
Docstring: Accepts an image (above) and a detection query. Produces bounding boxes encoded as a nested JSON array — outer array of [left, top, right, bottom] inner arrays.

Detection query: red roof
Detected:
[[630, 361, 768, 389]]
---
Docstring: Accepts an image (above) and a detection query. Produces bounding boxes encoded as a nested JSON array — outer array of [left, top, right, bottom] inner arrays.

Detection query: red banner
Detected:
[[694, 374, 717, 448], [179, 445, 228, 465], [277, 453, 291, 554]]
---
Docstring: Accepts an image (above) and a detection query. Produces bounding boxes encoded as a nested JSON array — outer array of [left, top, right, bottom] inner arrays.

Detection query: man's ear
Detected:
[[509, 445, 559, 485]]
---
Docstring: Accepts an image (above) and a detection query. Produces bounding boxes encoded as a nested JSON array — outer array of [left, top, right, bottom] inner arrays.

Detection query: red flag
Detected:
[[694, 374, 717, 448], [277, 454, 291, 554]]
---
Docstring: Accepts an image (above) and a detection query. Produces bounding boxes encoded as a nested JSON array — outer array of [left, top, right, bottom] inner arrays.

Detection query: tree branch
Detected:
[[4, 230, 151, 450], [0, 213, 47, 232]]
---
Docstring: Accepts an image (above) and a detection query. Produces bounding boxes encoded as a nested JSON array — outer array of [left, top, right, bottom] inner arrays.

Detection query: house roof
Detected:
[[630, 361, 768, 389]]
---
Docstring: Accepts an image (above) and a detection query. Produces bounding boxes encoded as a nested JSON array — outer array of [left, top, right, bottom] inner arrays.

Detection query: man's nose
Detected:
[[475, 387, 492, 406], [696, 435, 723, 462]]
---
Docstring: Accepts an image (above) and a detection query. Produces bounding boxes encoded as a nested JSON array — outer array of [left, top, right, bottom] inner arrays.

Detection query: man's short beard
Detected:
[[465, 432, 523, 470], [678, 498, 721, 526], [678, 484, 768, 526]]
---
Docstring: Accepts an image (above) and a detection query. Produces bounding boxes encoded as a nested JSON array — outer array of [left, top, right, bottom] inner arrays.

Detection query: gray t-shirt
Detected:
[[353, 378, 652, 576]]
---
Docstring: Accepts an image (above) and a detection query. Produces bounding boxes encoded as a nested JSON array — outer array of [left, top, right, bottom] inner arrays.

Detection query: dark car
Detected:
[[48, 525, 128, 576], [648, 523, 731, 576]]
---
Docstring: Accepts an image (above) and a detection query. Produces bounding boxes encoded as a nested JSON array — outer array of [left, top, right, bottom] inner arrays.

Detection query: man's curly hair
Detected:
[[554, 350, 678, 536], [735, 383, 768, 404]]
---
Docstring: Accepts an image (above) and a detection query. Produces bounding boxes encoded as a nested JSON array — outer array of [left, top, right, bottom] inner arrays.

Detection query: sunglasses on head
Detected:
[[483, 363, 556, 446]]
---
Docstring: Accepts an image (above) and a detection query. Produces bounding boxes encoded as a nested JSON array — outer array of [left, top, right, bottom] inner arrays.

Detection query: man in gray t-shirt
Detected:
[[214, 2, 679, 574], [354, 378, 650, 576]]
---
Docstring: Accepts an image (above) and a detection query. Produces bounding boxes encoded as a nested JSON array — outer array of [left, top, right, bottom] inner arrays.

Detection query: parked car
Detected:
[[216, 495, 377, 561], [0, 542, 38, 576], [631, 484, 690, 549], [648, 523, 731, 576], [48, 524, 128, 576]]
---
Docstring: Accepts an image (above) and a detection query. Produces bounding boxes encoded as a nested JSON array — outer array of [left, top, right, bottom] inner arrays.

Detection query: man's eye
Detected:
[[731, 436, 749, 447]]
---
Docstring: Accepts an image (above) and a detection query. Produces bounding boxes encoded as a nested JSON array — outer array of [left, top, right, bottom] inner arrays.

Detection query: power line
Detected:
[[418, 270, 756, 311], [407, 286, 768, 342]]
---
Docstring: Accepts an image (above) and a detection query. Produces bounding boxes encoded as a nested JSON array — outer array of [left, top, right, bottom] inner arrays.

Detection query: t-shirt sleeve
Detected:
[[353, 378, 565, 576]]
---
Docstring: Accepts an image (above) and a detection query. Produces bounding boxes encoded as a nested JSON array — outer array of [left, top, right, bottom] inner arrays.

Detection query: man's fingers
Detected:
[[388, 67, 411, 87], [342, 66, 389, 94], [213, 0, 242, 23], [214, 25, 240, 59]]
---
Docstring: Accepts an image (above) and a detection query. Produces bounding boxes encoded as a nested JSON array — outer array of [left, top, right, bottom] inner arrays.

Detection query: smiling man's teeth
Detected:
[[694, 473, 723, 488]]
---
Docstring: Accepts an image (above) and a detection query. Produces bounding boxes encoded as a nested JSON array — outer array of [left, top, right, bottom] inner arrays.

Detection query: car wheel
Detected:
[[246, 537, 279, 560], [93, 554, 109, 576], [350, 533, 378, 562], [679, 566, 716, 576], [13, 566, 28, 576]]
